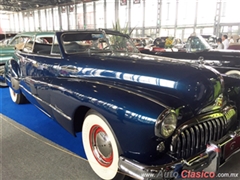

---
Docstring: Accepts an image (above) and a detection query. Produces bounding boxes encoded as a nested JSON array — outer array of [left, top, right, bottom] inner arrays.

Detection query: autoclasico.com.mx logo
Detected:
[[141, 170, 239, 179]]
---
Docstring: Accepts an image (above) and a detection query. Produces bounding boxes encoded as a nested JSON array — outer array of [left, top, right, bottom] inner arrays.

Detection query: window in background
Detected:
[[119, 1, 129, 29], [53, 8, 60, 30], [19, 12, 24, 32], [96, 2, 104, 28], [34, 11, 39, 31], [131, 1, 143, 28], [61, 6, 68, 30], [69, 5, 76, 30], [160, 28, 174, 37], [177, 0, 195, 26], [28, 12, 34, 31], [46, 8, 53, 31], [176, 29, 183, 40], [161, 0, 176, 26], [144, 0, 158, 27], [77, 4, 84, 29], [232, 26, 239, 35], [106, 2, 115, 29], [194, 28, 201, 35], [221, 1, 226, 17], [221, 0, 240, 23], [0, 14, 11, 32], [183, 28, 194, 41], [40, 9, 47, 31], [14, 13, 19, 32], [197, 0, 216, 25], [23, 12, 29, 32], [9, 14, 14, 32], [202, 27, 214, 35], [86, 2, 94, 29]]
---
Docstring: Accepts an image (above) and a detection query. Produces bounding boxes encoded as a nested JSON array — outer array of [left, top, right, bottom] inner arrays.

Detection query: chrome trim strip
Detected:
[[20, 85, 71, 121], [35, 104, 52, 118], [16, 50, 61, 60]]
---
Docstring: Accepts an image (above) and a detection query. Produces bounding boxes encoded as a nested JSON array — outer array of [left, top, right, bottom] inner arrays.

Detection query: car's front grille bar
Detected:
[[171, 116, 227, 159]]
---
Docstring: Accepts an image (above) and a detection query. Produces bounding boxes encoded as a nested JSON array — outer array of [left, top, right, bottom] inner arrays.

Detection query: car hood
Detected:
[[65, 52, 223, 115]]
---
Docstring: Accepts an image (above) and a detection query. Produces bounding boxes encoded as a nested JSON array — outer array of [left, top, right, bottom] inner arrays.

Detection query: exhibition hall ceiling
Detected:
[[0, 0, 98, 12]]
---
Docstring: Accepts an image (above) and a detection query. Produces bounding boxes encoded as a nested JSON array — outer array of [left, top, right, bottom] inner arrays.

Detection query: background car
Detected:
[[5, 29, 240, 180], [0, 32, 53, 86], [201, 34, 218, 49], [140, 36, 185, 53], [141, 35, 240, 79]]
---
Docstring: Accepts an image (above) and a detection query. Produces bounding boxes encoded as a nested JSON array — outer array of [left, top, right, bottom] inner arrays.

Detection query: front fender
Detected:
[[47, 78, 167, 163]]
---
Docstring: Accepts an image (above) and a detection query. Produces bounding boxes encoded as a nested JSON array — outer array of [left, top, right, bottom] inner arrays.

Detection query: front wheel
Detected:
[[82, 110, 126, 180], [9, 87, 28, 104]]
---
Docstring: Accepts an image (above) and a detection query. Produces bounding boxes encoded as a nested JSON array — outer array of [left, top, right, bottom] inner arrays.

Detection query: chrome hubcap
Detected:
[[89, 125, 113, 167]]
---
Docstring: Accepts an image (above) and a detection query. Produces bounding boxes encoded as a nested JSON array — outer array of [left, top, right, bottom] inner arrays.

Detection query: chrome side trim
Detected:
[[20, 85, 71, 121], [34, 104, 52, 118]]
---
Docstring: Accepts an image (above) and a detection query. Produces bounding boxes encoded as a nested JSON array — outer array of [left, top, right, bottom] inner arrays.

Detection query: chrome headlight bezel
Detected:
[[155, 109, 177, 138]]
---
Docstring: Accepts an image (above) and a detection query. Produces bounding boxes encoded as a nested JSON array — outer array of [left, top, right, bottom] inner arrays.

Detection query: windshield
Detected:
[[61, 31, 139, 54], [9, 36, 30, 46], [186, 35, 211, 52]]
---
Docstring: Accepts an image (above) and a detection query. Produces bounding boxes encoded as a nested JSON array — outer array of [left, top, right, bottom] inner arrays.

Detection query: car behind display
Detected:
[[4, 29, 240, 180], [0, 32, 53, 86], [141, 35, 240, 79]]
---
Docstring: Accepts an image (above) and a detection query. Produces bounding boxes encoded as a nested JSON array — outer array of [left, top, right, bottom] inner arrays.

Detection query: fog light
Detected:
[[157, 142, 165, 152]]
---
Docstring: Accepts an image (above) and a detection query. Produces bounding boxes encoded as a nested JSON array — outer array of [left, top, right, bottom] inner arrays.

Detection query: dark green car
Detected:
[[0, 32, 54, 86]]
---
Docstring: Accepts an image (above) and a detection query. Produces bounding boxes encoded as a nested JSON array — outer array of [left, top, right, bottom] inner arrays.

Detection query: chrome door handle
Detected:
[[60, 65, 79, 72]]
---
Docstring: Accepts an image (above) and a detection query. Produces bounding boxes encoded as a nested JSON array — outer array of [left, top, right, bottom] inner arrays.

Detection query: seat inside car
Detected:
[[33, 42, 52, 54]]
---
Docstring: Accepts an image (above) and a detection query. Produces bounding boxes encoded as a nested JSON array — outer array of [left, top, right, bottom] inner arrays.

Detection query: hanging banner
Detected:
[[61, 6, 66, 13], [133, 0, 141, 4], [120, 0, 127, 6], [69, 5, 74, 12]]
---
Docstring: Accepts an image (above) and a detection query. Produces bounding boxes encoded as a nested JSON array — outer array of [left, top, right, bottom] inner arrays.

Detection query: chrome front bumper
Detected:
[[119, 128, 240, 180]]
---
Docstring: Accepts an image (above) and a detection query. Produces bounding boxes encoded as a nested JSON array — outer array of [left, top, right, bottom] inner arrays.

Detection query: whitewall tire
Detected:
[[9, 87, 27, 104], [82, 110, 120, 180]]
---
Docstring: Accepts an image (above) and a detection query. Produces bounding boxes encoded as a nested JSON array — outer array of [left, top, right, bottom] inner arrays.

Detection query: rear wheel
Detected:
[[9, 87, 27, 104], [82, 110, 127, 180]]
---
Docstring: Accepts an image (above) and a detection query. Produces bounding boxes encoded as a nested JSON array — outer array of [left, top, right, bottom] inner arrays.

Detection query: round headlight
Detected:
[[155, 110, 177, 138], [161, 113, 177, 138]]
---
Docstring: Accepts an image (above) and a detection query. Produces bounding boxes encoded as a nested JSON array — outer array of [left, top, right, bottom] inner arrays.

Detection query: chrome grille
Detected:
[[171, 116, 227, 159]]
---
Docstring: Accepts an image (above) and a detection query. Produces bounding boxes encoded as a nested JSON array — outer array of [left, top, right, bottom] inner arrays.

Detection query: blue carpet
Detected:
[[0, 87, 86, 159]]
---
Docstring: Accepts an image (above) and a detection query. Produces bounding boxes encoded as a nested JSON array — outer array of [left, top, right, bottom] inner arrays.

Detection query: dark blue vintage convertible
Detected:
[[5, 29, 240, 180]]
